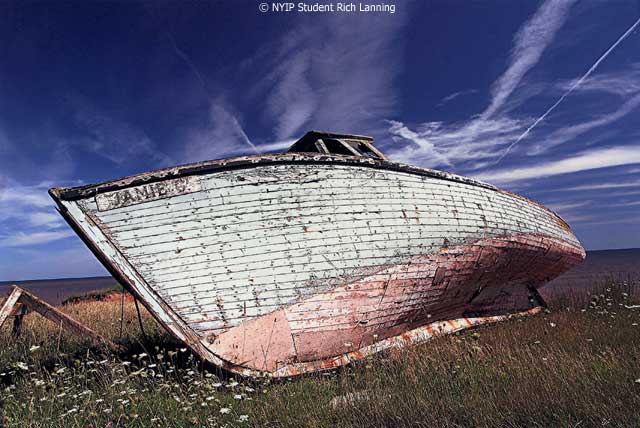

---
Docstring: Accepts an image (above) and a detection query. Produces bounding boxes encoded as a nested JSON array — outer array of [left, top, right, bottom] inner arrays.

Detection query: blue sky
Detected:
[[0, 0, 639, 280]]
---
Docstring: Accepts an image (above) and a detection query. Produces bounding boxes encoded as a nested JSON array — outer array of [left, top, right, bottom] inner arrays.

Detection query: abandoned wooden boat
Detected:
[[49, 131, 585, 377]]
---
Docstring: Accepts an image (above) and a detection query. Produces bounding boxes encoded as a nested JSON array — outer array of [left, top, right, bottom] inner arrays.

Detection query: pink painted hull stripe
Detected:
[[210, 232, 584, 376]]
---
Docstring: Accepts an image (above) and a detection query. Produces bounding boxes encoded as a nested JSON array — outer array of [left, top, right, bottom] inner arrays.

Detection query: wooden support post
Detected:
[[11, 304, 27, 338], [1, 285, 121, 351], [0, 286, 23, 329]]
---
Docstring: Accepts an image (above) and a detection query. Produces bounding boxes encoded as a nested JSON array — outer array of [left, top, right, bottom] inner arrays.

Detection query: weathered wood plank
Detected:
[[0, 287, 23, 329], [83, 164, 579, 336], [13, 286, 120, 350], [50, 154, 584, 377]]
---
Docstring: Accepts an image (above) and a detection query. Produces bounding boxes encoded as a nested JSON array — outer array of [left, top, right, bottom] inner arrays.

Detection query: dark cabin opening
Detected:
[[286, 131, 387, 160], [348, 141, 380, 159], [322, 138, 356, 156]]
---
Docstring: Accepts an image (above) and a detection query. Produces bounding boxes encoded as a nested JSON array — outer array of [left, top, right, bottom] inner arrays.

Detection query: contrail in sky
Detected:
[[145, 4, 258, 154], [164, 30, 258, 154], [495, 16, 640, 165]]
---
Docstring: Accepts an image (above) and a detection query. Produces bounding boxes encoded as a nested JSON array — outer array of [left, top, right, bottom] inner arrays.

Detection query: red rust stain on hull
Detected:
[[210, 232, 585, 377]]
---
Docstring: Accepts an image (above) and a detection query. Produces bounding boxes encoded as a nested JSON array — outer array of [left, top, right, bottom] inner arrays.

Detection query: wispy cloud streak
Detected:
[[437, 89, 478, 106], [496, 16, 640, 163], [162, 24, 258, 155], [0, 177, 75, 248], [476, 146, 640, 184], [555, 179, 640, 192], [481, 0, 577, 119], [259, 12, 407, 141], [387, 0, 575, 168]]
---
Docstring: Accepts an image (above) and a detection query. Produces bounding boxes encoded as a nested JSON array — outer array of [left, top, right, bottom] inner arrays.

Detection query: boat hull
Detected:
[[50, 154, 585, 377]]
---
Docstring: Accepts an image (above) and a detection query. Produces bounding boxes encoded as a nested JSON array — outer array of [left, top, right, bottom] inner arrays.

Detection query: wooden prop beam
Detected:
[[0, 287, 23, 328], [1, 285, 121, 351]]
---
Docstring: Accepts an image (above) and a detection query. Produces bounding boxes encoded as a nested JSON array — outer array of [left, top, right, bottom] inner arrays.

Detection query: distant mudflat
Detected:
[[1, 248, 638, 306]]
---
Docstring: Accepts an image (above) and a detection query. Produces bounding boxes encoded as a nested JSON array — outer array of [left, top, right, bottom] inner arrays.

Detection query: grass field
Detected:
[[1, 281, 639, 427]]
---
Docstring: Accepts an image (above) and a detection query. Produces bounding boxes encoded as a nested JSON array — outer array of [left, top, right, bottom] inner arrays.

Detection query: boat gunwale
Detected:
[[45, 151, 583, 377], [48, 153, 497, 200]]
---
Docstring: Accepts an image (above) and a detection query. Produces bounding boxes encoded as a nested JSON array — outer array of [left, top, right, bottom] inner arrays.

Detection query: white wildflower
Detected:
[[220, 407, 231, 414], [239, 415, 249, 422]]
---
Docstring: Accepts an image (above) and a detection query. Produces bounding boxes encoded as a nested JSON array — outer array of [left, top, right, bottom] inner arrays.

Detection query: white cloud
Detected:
[[556, 179, 640, 191], [265, 52, 316, 140], [475, 145, 640, 184], [259, 12, 407, 140], [257, 138, 297, 153], [496, 16, 640, 162], [545, 201, 590, 213], [0, 230, 74, 247], [386, 0, 575, 168], [0, 177, 73, 248], [608, 200, 640, 208], [27, 212, 62, 228], [571, 216, 639, 226], [528, 91, 640, 155], [182, 102, 257, 163], [556, 63, 640, 97], [386, 120, 453, 167], [69, 94, 174, 167], [386, 3, 640, 171], [481, 0, 576, 119], [438, 89, 478, 106], [386, 116, 529, 168], [0, 182, 51, 209], [176, 9, 407, 162]]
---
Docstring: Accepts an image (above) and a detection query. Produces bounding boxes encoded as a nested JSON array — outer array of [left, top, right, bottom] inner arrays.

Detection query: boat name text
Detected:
[[96, 177, 201, 211]]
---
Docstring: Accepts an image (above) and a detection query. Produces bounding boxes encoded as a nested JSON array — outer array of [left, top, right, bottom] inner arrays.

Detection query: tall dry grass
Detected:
[[0, 281, 639, 427]]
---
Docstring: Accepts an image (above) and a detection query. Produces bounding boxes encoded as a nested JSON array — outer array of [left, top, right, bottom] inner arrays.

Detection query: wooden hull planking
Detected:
[[50, 154, 585, 377]]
